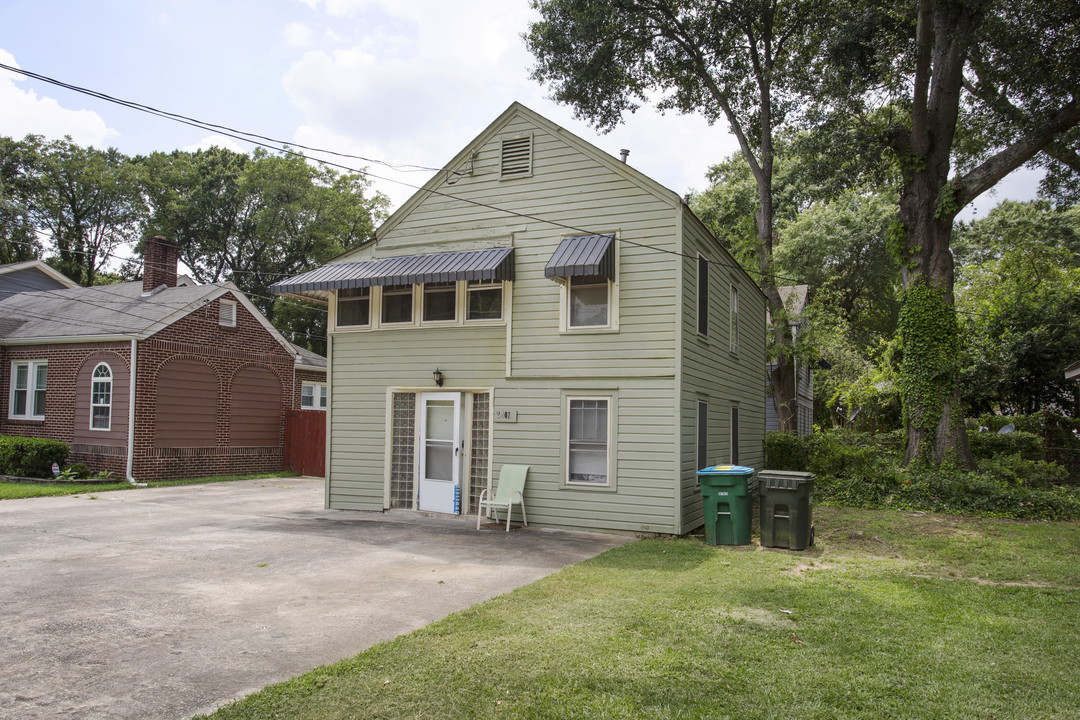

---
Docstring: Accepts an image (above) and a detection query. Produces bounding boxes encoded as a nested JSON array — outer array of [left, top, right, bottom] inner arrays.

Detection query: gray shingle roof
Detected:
[[0, 281, 224, 341]]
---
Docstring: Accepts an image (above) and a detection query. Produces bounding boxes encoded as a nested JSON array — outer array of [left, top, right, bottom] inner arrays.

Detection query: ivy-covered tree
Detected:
[[817, 0, 1080, 465], [525, 0, 831, 433]]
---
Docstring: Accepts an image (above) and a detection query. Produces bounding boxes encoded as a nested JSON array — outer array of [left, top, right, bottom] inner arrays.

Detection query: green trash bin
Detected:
[[759, 471, 814, 550], [697, 465, 755, 546]]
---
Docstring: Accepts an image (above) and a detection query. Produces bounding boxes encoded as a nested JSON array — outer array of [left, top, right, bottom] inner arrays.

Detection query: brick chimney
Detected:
[[142, 235, 178, 293]]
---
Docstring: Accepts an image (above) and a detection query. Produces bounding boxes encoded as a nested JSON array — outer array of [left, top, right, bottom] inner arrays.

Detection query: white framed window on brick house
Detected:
[[90, 362, 112, 430], [729, 284, 740, 353], [219, 298, 237, 327], [466, 280, 503, 321], [565, 395, 614, 487], [422, 282, 457, 322], [381, 284, 414, 324], [337, 287, 371, 327], [10, 360, 47, 420], [301, 381, 327, 409], [697, 255, 709, 336]]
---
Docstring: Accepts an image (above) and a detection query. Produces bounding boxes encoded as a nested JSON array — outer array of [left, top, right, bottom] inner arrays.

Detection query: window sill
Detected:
[[560, 327, 620, 335], [7, 417, 45, 424], [562, 481, 617, 493]]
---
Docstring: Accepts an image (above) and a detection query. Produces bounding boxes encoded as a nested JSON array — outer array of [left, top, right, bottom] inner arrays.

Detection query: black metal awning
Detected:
[[272, 247, 515, 295], [544, 234, 615, 281]]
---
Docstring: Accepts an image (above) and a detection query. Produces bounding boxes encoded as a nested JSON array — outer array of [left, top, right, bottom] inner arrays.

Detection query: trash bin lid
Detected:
[[697, 464, 755, 475]]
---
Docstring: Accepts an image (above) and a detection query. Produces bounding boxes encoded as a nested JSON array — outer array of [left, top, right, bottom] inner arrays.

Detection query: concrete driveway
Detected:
[[0, 477, 628, 720]]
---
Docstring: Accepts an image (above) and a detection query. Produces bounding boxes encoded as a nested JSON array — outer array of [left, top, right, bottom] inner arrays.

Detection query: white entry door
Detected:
[[418, 392, 463, 513]]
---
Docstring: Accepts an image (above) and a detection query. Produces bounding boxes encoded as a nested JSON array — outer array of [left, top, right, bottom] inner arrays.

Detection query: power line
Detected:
[[0, 62, 799, 287]]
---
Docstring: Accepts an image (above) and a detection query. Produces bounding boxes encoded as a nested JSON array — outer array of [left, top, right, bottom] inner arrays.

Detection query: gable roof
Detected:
[[0, 260, 80, 289], [0, 280, 301, 361], [371, 101, 681, 245]]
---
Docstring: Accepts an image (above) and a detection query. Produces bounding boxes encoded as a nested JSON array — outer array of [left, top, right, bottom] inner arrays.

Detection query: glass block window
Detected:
[[468, 392, 490, 514], [390, 392, 416, 509]]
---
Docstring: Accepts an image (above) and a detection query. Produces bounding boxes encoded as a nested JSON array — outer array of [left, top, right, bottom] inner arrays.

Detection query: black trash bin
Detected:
[[759, 470, 814, 550]]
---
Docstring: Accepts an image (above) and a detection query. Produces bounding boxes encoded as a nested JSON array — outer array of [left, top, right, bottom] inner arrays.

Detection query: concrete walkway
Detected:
[[0, 477, 629, 720]]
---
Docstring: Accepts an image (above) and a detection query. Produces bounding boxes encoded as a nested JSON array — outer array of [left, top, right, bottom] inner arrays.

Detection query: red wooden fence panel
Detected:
[[284, 410, 326, 477]]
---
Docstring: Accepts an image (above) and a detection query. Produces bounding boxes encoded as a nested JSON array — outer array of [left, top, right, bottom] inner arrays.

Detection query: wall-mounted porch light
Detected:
[[433, 368, 444, 387]]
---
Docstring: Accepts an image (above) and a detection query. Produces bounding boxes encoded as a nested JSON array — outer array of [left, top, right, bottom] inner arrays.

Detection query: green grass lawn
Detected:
[[0, 470, 296, 500], [199, 507, 1080, 720]]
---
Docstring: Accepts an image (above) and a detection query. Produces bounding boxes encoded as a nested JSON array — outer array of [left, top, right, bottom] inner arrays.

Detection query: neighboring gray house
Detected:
[[0, 260, 79, 301], [274, 102, 767, 535], [766, 285, 814, 437]]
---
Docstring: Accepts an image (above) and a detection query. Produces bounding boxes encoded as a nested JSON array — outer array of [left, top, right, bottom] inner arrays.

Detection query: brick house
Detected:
[[0, 237, 326, 481]]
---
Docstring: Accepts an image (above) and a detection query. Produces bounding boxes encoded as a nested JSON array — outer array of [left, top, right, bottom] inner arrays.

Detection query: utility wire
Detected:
[[0, 62, 802, 287]]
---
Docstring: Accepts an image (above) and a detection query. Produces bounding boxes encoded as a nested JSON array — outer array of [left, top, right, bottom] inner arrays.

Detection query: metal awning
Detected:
[[544, 234, 615, 281], [272, 246, 515, 295]]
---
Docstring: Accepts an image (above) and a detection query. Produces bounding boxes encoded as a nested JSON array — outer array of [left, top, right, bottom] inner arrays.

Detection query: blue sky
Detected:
[[0, 0, 1041, 222]]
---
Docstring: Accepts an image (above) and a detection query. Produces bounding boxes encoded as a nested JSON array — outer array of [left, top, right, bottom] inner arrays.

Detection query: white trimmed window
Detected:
[[301, 381, 327, 409], [422, 282, 457, 322], [337, 287, 371, 327], [10, 360, 47, 420], [381, 284, 414, 324], [219, 298, 237, 327], [466, 281, 503, 321], [90, 363, 112, 430], [568, 275, 610, 328], [729, 284, 740, 352], [567, 397, 610, 486]]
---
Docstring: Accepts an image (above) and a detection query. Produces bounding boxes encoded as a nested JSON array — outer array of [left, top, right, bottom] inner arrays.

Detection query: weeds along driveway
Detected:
[[0, 477, 628, 720]]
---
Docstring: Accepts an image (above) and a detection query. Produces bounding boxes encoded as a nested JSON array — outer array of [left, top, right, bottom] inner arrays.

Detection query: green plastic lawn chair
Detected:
[[476, 464, 529, 532]]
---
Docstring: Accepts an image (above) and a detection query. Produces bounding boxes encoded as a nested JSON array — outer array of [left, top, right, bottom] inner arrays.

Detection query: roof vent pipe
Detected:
[[619, 149, 629, 163]]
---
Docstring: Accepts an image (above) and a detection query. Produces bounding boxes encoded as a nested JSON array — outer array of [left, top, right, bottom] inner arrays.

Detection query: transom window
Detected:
[[10, 360, 47, 421], [381, 284, 414, 324], [90, 363, 112, 430], [422, 282, 457, 322], [567, 397, 609, 485], [568, 275, 610, 328], [301, 381, 327, 409], [337, 287, 371, 327], [466, 281, 503, 321]]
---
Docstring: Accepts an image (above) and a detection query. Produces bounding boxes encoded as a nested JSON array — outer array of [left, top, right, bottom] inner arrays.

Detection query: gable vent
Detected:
[[219, 298, 237, 327], [500, 136, 533, 177]]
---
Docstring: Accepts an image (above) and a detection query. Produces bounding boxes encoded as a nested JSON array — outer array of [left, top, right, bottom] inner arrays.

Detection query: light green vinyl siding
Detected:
[[326, 107, 684, 533], [677, 209, 768, 532]]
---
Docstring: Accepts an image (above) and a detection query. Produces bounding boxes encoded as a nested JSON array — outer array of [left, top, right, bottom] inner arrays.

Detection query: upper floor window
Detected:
[[382, 284, 414, 324], [10, 360, 47, 421], [301, 381, 327, 409], [423, 282, 457, 322], [697, 255, 709, 336], [568, 275, 610, 328], [338, 287, 371, 327], [466, 281, 503, 321], [90, 363, 112, 430], [730, 284, 740, 352], [219, 298, 237, 327]]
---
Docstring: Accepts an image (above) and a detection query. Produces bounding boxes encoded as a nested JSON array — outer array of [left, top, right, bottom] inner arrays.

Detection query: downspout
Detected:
[[126, 339, 146, 487]]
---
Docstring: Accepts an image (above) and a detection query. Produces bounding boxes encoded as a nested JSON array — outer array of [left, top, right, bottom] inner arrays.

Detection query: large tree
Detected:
[[525, 0, 830, 433], [139, 146, 388, 353], [820, 0, 1080, 464], [0, 136, 46, 264]]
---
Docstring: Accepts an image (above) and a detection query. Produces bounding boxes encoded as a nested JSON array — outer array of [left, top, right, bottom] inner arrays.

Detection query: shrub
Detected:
[[764, 432, 810, 471], [896, 463, 1080, 520], [63, 462, 93, 479], [0, 436, 70, 478], [968, 430, 1043, 461], [978, 454, 1068, 489]]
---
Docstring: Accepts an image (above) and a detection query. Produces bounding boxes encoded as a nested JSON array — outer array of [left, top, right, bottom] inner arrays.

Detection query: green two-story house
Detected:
[[273, 103, 766, 535]]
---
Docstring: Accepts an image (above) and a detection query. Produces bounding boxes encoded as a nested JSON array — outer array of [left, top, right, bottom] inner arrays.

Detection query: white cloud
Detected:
[[283, 22, 315, 47], [0, 49, 117, 146], [184, 134, 245, 153]]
